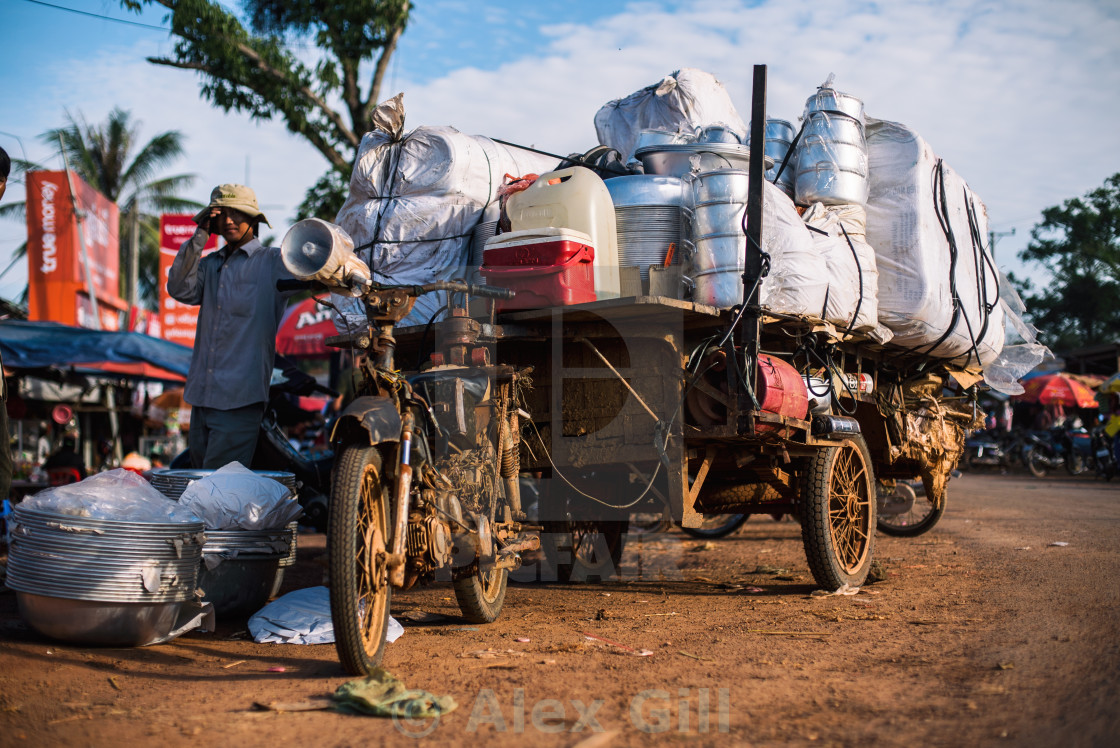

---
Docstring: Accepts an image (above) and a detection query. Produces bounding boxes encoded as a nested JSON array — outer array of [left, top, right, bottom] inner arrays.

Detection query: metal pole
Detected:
[[129, 202, 140, 315], [740, 65, 768, 383]]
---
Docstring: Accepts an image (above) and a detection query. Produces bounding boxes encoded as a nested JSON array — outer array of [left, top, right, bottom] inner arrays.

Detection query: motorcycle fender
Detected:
[[331, 396, 402, 446]]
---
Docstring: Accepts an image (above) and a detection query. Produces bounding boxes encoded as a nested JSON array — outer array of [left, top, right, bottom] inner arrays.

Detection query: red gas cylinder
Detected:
[[756, 354, 809, 421]]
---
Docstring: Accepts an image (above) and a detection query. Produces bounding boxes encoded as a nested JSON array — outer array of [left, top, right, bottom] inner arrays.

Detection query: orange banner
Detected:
[[157, 214, 218, 347], [25, 171, 125, 329]]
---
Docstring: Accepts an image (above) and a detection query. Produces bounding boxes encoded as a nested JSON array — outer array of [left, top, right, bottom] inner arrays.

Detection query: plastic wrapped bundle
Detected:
[[594, 68, 747, 163], [333, 98, 558, 328], [758, 184, 830, 318], [865, 119, 1004, 367], [801, 203, 882, 336]]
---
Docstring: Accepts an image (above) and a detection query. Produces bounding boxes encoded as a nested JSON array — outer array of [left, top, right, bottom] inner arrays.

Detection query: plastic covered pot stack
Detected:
[[793, 85, 869, 205]]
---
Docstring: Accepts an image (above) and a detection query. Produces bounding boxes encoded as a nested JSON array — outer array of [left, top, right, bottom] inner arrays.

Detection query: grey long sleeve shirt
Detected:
[[167, 229, 295, 410]]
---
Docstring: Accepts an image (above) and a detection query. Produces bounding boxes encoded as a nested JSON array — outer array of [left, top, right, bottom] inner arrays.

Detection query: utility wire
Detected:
[[19, 0, 171, 31]]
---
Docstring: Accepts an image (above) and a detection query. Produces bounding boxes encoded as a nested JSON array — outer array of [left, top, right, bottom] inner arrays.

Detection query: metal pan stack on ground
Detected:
[[148, 468, 298, 615], [5, 505, 205, 646], [794, 87, 870, 205]]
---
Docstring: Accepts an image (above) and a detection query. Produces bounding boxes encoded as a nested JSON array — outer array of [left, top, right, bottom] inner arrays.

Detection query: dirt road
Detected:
[[1, 472, 1118, 747]]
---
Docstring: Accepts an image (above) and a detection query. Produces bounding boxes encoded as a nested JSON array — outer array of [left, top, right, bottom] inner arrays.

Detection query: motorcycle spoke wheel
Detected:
[[1027, 448, 1049, 478], [453, 564, 508, 624], [876, 482, 945, 537], [329, 446, 392, 676], [800, 436, 876, 590]]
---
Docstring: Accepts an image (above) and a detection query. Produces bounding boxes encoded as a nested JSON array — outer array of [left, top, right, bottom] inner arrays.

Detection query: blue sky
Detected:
[[2, 0, 1120, 302]]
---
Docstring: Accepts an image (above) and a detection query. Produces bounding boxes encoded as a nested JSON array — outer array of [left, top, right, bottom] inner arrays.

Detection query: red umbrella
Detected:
[[1016, 373, 1100, 408], [276, 297, 336, 357]]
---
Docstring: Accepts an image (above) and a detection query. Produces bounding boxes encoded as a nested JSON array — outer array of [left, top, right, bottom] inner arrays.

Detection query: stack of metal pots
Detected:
[[605, 175, 688, 282], [682, 169, 751, 308], [5, 505, 205, 646], [148, 468, 298, 615], [747, 119, 797, 198], [794, 87, 869, 205]]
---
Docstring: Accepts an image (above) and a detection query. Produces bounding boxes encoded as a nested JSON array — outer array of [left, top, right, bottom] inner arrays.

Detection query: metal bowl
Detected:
[[635, 144, 773, 178], [17, 592, 185, 646], [198, 556, 284, 617], [795, 165, 870, 206], [804, 88, 865, 124]]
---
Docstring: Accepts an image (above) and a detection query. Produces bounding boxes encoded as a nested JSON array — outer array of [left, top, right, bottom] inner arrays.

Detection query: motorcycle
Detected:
[[1024, 426, 1091, 478], [281, 270, 537, 676], [1091, 426, 1117, 481], [961, 428, 1009, 471]]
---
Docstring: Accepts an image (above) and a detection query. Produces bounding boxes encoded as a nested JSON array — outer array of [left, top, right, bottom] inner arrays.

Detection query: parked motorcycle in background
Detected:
[[1091, 426, 1117, 481], [1024, 425, 1092, 478]]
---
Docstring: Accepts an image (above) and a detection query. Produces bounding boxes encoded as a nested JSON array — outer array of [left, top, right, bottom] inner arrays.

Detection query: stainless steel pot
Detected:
[[16, 593, 186, 646], [802, 112, 865, 146], [635, 144, 772, 178], [795, 164, 870, 205], [698, 125, 742, 144], [797, 137, 869, 176], [691, 201, 746, 237], [605, 175, 687, 207], [686, 169, 750, 204], [804, 87, 865, 124]]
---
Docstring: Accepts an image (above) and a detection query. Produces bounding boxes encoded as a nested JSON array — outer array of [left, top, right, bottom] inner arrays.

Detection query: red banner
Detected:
[[25, 171, 126, 329], [157, 214, 218, 347]]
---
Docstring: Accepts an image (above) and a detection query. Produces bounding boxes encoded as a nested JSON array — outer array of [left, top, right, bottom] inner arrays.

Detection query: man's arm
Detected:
[[167, 227, 212, 305]]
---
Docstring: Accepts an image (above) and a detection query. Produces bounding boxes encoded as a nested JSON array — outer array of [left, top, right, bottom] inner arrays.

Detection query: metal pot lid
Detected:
[[634, 143, 775, 168]]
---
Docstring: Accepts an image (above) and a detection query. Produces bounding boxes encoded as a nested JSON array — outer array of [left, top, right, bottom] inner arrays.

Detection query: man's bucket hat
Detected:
[[193, 183, 271, 227]]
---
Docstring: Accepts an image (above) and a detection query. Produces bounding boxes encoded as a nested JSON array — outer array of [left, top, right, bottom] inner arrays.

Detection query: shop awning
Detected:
[[0, 320, 192, 380]]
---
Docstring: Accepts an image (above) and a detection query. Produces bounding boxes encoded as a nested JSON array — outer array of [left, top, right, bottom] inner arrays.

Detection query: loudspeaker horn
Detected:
[[280, 218, 372, 294]]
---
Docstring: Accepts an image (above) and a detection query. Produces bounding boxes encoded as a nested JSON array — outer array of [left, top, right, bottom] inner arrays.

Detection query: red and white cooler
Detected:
[[481, 228, 597, 311]]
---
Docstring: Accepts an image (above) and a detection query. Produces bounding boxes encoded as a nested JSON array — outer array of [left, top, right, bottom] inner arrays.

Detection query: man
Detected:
[[1, 146, 13, 502], [42, 432, 87, 482], [167, 184, 295, 469]]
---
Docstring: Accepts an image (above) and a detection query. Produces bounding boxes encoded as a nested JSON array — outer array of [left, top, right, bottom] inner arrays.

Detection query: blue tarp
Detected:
[[0, 320, 192, 378]]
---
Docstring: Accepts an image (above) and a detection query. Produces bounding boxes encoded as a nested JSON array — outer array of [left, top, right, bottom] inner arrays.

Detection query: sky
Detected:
[[1, 0, 1119, 304]]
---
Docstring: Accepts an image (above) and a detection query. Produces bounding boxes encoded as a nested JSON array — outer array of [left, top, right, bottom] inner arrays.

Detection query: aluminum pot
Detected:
[[691, 201, 746, 238], [797, 137, 869, 176], [747, 118, 798, 144], [804, 88, 865, 124], [686, 169, 750, 205], [697, 125, 742, 144], [691, 263, 747, 309], [802, 112, 865, 146], [635, 144, 771, 178], [795, 164, 870, 206]]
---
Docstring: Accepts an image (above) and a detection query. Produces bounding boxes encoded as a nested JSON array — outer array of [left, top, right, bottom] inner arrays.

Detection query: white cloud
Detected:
[[3, 0, 1119, 300]]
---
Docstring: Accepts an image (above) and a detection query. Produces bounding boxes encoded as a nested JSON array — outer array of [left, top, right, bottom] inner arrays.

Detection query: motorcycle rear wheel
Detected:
[[329, 445, 392, 676], [876, 481, 945, 537], [453, 504, 510, 624]]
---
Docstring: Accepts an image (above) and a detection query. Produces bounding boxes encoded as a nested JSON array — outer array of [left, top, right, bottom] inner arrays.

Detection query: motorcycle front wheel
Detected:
[[329, 445, 393, 676], [1026, 447, 1050, 478]]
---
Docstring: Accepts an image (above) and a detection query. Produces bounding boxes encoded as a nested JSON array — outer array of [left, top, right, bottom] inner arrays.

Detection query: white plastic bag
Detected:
[[249, 586, 403, 645], [178, 462, 300, 531], [22, 469, 200, 524]]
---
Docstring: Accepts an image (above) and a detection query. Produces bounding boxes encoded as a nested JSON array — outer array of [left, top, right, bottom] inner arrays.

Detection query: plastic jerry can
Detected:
[[505, 166, 620, 299]]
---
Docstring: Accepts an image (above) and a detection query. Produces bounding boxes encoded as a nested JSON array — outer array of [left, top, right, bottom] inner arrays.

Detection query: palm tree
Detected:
[[0, 108, 200, 308]]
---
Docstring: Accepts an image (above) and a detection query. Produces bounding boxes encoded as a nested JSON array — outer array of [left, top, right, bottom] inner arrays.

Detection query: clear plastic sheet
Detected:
[[178, 462, 300, 531], [981, 272, 1050, 395], [865, 118, 1005, 367], [333, 96, 558, 329], [594, 68, 747, 163], [802, 203, 880, 333], [21, 469, 200, 524]]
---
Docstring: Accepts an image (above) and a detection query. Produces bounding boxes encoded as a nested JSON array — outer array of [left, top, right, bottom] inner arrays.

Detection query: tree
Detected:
[[124, 0, 412, 217], [0, 108, 199, 308], [1013, 173, 1120, 351]]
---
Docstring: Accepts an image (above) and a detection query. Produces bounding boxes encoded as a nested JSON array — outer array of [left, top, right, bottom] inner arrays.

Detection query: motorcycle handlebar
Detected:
[[276, 278, 515, 301]]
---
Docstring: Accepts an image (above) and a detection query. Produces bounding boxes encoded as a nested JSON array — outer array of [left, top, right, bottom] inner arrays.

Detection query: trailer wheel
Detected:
[[800, 436, 876, 590]]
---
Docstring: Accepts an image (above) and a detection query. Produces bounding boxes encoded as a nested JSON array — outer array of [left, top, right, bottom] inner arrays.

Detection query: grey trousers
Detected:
[[188, 402, 266, 470]]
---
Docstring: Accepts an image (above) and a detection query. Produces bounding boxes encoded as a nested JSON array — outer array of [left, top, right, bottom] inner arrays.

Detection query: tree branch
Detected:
[[365, 25, 403, 125]]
